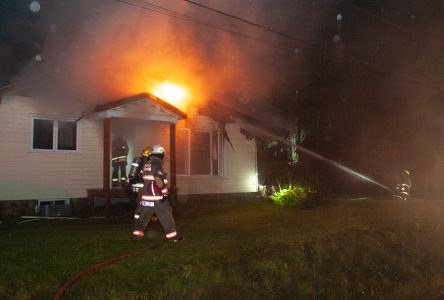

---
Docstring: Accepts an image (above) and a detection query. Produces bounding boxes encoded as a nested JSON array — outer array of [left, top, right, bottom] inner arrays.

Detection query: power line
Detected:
[[112, 0, 320, 66], [113, 0, 444, 92], [182, 0, 331, 56], [183, 0, 444, 92], [113, 0, 276, 47]]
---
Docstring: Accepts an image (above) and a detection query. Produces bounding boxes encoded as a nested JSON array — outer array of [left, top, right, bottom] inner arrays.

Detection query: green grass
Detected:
[[1, 198, 444, 299]]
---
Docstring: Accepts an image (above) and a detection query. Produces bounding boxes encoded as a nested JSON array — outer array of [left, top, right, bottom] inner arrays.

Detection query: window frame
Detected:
[[30, 115, 80, 153], [176, 128, 224, 177], [211, 130, 225, 177]]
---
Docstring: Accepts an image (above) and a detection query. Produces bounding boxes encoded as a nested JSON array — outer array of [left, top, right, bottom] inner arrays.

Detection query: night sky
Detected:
[[1, 0, 444, 197]]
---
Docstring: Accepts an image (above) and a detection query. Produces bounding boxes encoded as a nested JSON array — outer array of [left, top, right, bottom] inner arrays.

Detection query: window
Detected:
[[33, 119, 54, 150], [191, 131, 211, 174], [32, 117, 78, 151], [57, 121, 77, 150], [176, 129, 224, 176], [176, 130, 190, 175]]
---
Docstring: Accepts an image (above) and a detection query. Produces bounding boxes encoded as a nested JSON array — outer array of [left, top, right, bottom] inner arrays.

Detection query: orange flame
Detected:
[[150, 82, 190, 112], [95, 43, 205, 113]]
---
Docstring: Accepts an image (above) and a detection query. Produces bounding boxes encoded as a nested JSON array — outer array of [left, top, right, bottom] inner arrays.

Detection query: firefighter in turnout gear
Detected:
[[128, 146, 152, 197], [132, 145, 182, 242], [394, 169, 412, 201], [112, 137, 129, 186]]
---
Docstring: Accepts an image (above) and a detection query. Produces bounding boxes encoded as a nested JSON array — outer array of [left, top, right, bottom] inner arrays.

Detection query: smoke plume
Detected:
[[15, 0, 330, 115]]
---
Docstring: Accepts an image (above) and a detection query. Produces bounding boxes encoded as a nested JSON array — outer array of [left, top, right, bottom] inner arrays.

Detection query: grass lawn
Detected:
[[1, 197, 444, 299]]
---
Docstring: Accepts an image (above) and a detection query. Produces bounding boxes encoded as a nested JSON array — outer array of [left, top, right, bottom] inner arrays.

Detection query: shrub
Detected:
[[269, 183, 318, 208]]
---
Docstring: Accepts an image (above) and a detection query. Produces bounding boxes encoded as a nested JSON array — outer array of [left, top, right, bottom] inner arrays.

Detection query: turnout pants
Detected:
[[112, 161, 127, 183], [133, 198, 177, 239]]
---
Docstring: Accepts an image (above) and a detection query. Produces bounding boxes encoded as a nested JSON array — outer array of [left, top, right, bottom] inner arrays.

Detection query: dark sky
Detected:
[[1, 0, 444, 196], [0, 0, 41, 85]]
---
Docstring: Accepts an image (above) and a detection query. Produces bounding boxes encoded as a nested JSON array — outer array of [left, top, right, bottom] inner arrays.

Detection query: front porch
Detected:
[[87, 92, 186, 215]]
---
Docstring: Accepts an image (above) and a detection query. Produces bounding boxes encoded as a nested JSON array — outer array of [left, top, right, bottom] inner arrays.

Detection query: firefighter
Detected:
[[112, 137, 129, 186], [394, 169, 412, 201], [132, 145, 182, 242], [128, 146, 159, 223], [128, 146, 152, 197]]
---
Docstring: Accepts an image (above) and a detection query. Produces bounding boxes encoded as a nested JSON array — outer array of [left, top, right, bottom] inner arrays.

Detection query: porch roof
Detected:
[[94, 92, 187, 123]]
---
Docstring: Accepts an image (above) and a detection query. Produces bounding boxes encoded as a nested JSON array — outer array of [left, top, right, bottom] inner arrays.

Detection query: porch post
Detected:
[[169, 124, 177, 205], [104, 116, 111, 214], [104, 116, 111, 192]]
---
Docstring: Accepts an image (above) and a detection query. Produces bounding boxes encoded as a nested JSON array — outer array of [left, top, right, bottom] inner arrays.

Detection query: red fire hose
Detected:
[[53, 241, 162, 300]]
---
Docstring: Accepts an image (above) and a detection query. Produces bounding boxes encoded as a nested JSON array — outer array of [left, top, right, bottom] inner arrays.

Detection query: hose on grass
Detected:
[[53, 240, 163, 300]]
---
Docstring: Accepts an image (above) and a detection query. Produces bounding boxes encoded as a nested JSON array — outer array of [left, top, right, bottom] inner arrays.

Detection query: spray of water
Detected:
[[295, 144, 392, 191], [238, 120, 392, 191]]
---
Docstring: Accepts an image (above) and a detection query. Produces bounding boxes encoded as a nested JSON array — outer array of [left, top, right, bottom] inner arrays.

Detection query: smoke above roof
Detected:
[[14, 0, 331, 116]]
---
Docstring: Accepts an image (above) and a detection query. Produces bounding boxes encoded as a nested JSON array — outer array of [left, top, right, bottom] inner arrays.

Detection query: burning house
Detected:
[[0, 87, 261, 216], [0, 0, 297, 216]]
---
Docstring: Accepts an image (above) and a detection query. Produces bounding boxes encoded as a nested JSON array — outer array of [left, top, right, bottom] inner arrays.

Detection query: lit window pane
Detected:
[[33, 119, 53, 149], [58, 121, 77, 150]]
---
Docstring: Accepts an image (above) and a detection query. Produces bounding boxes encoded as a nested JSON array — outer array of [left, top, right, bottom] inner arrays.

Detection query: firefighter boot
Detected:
[[168, 235, 184, 243], [132, 229, 144, 241]]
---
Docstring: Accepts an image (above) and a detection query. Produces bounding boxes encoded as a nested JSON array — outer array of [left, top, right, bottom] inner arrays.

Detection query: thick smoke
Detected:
[[15, 0, 330, 115]]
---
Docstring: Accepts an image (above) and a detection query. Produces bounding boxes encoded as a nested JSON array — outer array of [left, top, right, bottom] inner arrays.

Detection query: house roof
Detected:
[[0, 85, 187, 122], [93, 92, 187, 123], [198, 101, 288, 140], [0, 84, 16, 104]]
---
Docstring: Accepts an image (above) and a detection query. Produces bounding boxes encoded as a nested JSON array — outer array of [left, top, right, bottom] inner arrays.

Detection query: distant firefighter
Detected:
[[393, 169, 412, 201], [112, 137, 129, 186]]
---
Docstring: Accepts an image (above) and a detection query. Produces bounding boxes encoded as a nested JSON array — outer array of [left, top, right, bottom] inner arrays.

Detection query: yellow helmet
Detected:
[[141, 146, 152, 157]]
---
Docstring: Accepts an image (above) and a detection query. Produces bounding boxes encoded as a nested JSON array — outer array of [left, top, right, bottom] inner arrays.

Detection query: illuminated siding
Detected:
[[176, 113, 258, 195]]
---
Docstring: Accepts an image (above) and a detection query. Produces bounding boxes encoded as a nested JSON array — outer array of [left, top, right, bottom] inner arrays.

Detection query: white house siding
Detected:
[[0, 95, 103, 201], [176, 112, 258, 195], [0, 96, 257, 201]]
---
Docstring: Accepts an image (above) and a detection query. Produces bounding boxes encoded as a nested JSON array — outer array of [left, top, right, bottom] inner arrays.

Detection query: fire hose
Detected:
[[53, 240, 163, 300]]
